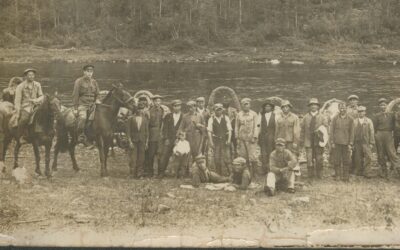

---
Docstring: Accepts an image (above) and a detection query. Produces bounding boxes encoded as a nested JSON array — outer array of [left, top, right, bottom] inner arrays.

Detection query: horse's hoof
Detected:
[[35, 169, 42, 176], [73, 166, 80, 172], [45, 172, 52, 178]]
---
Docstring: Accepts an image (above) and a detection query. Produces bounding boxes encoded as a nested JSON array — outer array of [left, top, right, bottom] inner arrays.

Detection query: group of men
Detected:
[[4, 65, 400, 196]]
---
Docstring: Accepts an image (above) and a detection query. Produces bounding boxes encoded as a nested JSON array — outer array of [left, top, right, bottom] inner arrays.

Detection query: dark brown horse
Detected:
[[1, 94, 61, 177], [52, 83, 135, 176]]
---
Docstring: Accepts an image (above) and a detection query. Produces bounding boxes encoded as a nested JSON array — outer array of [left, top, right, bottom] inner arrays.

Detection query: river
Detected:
[[0, 62, 399, 114]]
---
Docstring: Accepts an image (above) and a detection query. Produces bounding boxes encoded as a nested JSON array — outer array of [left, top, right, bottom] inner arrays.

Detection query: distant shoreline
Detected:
[[0, 43, 399, 65]]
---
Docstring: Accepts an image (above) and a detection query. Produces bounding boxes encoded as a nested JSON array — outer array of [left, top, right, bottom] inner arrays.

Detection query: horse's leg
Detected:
[[32, 140, 42, 175], [69, 140, 79, 171], [44, 141, 52, 178], [104, 141, 110, 175], [97, 136, 107, 177], [1, 137, 11, 173], [13, 141, 21, 169], [52, 141, 60, 171]]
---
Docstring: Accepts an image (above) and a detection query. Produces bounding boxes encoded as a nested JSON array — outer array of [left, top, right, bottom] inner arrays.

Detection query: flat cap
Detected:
[[348, 95, 359, 101], [378, 98, 388, 104], [308, 98, 320, 106], [195, 155, 206, 162], [83, 64, 95, 71], [23, 68, 37, 75], [357, 106, 367, 112], [275, 138, 286, 146], [186, 100, 196, 107], [213, 103, 224, 110], [171, 99, 182, 106], [152, 94, 163, 99], [241, 98, 251, 105], [196, 97, 205, 102], [281, 100, 292, 108], [232, 157, 247, 165]]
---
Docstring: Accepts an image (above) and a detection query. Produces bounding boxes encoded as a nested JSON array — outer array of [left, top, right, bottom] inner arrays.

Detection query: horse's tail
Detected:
[[55, 120, 70, 153]]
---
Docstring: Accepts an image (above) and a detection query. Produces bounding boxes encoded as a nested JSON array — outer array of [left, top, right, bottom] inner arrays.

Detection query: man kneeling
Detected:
[[264, 138, 297, 196], [191, 155, 230, 187]]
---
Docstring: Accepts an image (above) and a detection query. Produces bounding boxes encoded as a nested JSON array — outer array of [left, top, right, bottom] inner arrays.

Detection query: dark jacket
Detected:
[[126, 114, 149, 143], [148, 105, 164, 142], [162, 112, 182, 141]]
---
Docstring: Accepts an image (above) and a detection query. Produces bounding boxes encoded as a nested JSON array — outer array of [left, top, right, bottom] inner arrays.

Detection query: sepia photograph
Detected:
[[0, 0, 400, 248]]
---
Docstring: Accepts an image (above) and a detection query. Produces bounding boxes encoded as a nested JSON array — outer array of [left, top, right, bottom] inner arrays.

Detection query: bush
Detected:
[[169, 37, 196, 51], [304, 15, 335, 42], [32, 37, 53, 48], [0, 32, 21, 47]]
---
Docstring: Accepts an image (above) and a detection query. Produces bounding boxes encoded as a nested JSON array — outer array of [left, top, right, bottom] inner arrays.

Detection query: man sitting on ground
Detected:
[[191, 155, 230, 187], [264, 138, 297, 196], [230, 157, 252, 190]]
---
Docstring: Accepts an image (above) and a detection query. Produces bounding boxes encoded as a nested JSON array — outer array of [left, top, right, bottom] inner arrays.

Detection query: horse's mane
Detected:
[[102, 88, 114, 104]]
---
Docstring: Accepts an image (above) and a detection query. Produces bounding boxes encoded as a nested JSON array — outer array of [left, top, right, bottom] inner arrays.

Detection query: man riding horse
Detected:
[[72, 64, 100, 146], [14, 68, 44, 143]]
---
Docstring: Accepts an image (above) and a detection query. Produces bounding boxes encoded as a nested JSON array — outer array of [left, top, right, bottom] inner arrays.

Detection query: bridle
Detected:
[[99, 87, 133, 108]]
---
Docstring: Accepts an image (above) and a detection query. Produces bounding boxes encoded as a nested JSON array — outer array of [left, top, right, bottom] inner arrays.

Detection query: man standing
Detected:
[[235, 98, 258, 177], [230, 157, 252, 190], [196, 97, 210, 154], [14, 68, 44, 143], [158, 99, 183, 178], [127, 108, 149, 179], [191, 155, 230, 187], [264, 138, 297, 196], [300, 98, 329, 180], [72, 65, 100, 145], [347, 95, 360, 119], [353, 106, 375, 178], [145, 95, 164, 177], [330, 103, 354, 182], [276, 100, 300, 155], [257, 100, 278, 175], [373, 98, 400, 178], [223, 97, 238, 157], [179, 100, 205, 159], [208, 103, 232, 175]]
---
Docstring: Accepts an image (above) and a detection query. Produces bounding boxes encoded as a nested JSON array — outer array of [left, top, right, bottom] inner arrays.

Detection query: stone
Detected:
[[157, 204, 171, 214]]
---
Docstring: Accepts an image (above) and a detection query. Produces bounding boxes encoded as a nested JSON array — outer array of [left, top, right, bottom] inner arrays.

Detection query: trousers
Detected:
[[265, 171, 295, 191], [332, 144, 351, 181], [305, 146, 324, 179], [128, 141, 146, 178]]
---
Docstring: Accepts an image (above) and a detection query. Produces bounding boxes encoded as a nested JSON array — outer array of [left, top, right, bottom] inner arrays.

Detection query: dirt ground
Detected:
[[1, 143, 400, 247]]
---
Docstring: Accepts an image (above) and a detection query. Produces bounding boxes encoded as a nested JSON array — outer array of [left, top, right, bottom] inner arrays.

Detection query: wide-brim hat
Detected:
[[171, 99, 182, 106], [83, 64, 95, 71], [152, 94, 163, 100], [348, 95, 359, 101], [280, 100, 292, 108], [241, 98, 251, 105], [308, 98, 320, 106], [196, 97, 205, 102], [275, 138, 286, 146], [357, 106, 367, 112], [23, 68, 37, 75], [213, 103, 224, 111], [378, 98, 388, 104], [186, 100, 196, 107], [232, 157, 246, 165]]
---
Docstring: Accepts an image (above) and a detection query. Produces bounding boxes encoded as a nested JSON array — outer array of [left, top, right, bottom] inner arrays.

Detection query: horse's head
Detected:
[[109, 83, 137, 112]]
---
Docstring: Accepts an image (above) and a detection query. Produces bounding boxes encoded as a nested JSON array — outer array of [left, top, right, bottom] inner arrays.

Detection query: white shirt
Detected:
[[173, 112, 181, 126], [197, 108, 205, 114], [264, 112, 272, 126], [207, 115, 232, 133], [310, 111, 318, 117], [359, 118, 366, 124], [135, 116, 142, 129], [173, 139, 190, 155]]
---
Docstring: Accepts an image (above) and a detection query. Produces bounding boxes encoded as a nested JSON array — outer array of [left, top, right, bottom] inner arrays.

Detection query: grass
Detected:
[[1, 143, 399, 242]]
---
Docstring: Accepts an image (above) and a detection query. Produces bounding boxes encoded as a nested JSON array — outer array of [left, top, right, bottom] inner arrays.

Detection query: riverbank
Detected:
[[1, 42, 400, 65]]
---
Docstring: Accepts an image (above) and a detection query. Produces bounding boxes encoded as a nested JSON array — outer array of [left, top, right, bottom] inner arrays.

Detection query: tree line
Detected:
[[1, 0, 400, 50]]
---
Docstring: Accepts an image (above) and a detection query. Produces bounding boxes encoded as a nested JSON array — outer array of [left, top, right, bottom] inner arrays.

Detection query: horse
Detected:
[[0, 94, 61, 177], [52, 83, 135, 177]]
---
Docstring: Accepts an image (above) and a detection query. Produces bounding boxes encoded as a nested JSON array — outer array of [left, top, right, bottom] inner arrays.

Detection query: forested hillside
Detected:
[[1, 0, 400, 50]]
